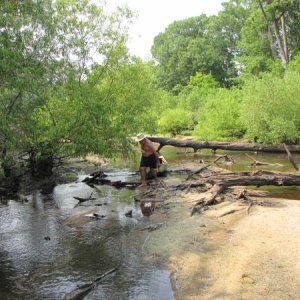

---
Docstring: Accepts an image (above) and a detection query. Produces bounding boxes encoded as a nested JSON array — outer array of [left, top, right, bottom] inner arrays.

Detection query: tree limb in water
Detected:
[[173, 170, 300, 215], [283, 143, 299, 172], [63, 267, 119, 300], [73, 192, 96, 206], [245, 153, 284, 167]]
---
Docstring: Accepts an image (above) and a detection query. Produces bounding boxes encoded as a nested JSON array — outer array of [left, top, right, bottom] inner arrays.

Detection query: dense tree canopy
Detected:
[[0, 0, 157, 177], [1, 0, 300, 179], [151, 14, 240, 91]]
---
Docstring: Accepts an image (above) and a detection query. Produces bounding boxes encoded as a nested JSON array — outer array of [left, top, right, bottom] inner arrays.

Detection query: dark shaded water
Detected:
[[1, 147, 300, 299]]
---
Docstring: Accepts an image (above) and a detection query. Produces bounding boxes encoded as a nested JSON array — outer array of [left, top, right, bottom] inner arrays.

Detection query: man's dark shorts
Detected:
[[140, 153, 157, 169]]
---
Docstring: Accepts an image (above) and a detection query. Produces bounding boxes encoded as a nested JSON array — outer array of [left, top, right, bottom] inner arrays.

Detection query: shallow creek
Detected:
[[0, 147, 299, 299]]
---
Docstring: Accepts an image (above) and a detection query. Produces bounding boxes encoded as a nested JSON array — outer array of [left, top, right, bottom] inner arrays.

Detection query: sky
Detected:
[[107, 0, 226, 59]]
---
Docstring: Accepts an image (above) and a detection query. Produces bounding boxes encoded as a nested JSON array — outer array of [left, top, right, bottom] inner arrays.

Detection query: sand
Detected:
[[145, 193, 300, 300]]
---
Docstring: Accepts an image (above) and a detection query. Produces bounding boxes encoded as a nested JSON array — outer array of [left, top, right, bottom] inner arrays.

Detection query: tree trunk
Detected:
[[281, 14, 289, 63], [273, 19, 288, 65], [257, 0, 288, 65], [147, 137, 300, 153], [175, 170, 300, 191], [267, 25, 277, 59]]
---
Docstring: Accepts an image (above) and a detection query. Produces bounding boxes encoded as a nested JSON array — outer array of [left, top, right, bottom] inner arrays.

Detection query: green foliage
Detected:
[[2, 0, 300, 179], [158, 108, 193, 136], [178, 72, 219, 112], [151, 12, 241, 91], [0, 0, 134, 175], [237, 8, 276, 76], [254, 0, 300, 56], [31, 59, 159, 160], [237, 0, 300, 74], [193, 88, 244, 141], [240, 72, 300, 143], [288, 52, 300, 73]]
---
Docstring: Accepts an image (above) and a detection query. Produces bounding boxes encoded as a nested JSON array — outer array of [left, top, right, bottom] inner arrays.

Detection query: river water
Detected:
[[0, 147, 299, 299]]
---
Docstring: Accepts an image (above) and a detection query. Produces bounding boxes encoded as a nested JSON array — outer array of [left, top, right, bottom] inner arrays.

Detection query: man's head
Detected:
[[137, 133, 146, 143]]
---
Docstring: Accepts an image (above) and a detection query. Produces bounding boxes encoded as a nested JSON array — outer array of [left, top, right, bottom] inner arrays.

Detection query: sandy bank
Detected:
[[145, 191, 300, 300]]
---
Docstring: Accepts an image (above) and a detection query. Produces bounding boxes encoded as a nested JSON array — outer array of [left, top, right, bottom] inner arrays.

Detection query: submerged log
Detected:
[[73, 192, 96, 205], [148, 137, 300, 153], [245, 153, 284, 167], [63, 267, 119, 300]]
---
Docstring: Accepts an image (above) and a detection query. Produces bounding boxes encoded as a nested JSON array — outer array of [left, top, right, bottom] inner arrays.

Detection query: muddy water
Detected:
[[0, 148, 299, 299]]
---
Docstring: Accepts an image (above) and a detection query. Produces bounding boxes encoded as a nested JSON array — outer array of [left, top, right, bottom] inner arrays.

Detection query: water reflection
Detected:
[[0, 171, 173, 300]]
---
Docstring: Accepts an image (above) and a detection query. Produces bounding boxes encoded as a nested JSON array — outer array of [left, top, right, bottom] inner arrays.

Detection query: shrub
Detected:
[[158, 108, 193, 136], [240, 72, 300, 144], [193, 88, 244, 140]]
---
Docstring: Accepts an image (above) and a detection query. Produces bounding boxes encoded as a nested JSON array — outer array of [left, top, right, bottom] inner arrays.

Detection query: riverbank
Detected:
[[144, 185, 300, 299]]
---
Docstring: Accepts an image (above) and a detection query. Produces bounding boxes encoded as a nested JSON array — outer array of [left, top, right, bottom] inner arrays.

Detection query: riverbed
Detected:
[[0, 147, 299, 299]]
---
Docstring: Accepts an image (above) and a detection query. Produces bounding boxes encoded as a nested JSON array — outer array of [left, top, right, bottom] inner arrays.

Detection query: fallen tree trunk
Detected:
[[173, 170, 300, 215], [63, 267, 119, 300], [148, 137, 300, 153], [176, 170, 300, 190]]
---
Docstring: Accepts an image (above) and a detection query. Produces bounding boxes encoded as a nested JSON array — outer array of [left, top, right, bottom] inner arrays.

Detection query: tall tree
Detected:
[[151, 15, 211, 91], [151, 1, 250, 92], [0, 0, 134, 177], [238, 0, 300, 75]]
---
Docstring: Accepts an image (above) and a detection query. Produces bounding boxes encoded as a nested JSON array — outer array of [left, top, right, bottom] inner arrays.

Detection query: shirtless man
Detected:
[[137, 133, 159, 186]]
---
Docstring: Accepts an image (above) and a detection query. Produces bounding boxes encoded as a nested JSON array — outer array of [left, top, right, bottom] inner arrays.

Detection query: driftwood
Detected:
[[173, 170, 300, 215], [73, 192, 96, 203], [63, 267, 119, 300], [148, 136, 300, 153], [227, 187, 270, 198], [82, 171, 107, 187], [186, 164, 210, 180], [82, 172, 139, 189], [214, 154, 234, 164], [186, 155, 234, 180], [283, 143, 300, 171], [245, 153, 284, 167], [177, 170, 300, 191], [96, 178, 139, 189]]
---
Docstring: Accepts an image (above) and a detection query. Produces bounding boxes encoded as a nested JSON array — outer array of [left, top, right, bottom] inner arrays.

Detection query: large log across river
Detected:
[[148, 137, 300, 153]]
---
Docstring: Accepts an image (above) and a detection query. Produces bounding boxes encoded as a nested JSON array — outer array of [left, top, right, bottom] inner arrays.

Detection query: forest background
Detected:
[[1, 0, 300, 178]]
